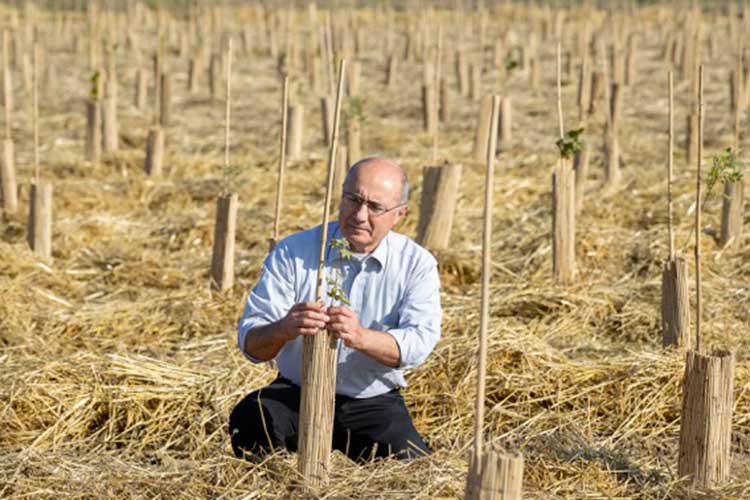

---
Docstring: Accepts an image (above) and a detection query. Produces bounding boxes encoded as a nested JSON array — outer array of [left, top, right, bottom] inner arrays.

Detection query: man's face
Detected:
[[338, 163, 407, 254]]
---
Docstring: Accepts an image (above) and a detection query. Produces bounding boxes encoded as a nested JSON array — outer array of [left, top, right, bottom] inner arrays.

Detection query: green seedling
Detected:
[[504, 57, 519, 72], [705, 147, 745, 204], [90, 71, 100, 101], [556, 128, 584, 160], [326, 237, 352, 305]]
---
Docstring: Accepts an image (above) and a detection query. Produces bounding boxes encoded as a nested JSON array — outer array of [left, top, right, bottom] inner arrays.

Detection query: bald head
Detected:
[[344, 157, 409, 204]]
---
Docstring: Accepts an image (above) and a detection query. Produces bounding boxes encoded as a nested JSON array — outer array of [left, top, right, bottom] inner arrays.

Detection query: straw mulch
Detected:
[[1, 3, 749, 499]]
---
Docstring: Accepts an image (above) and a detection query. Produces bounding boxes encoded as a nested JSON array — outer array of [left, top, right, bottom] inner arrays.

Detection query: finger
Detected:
[[298, 328, 318, 336], [298, 318, 327, 329], [301, 311, 330, 322], [328, 322, 354, 334]]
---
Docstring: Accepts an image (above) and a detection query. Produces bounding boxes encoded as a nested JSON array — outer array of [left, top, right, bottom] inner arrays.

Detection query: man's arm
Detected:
[[327, 306, 400, 368], [244, 302, 330, 361]]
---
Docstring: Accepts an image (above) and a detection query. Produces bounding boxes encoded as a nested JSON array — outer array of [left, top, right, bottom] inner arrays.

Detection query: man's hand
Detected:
[[278, 302, 330, 341], [327, 305, 365, 349]]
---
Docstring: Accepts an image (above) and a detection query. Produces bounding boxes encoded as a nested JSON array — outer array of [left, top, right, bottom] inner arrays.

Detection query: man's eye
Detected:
[[369, 203, 386, 213]]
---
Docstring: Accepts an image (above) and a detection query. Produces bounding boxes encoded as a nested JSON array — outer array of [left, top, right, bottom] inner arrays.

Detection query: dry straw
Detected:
[[1, 3, 750, 500]]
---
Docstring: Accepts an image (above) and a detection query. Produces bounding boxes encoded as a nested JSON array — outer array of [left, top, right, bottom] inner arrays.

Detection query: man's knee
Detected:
[[228, 393, 279, 459]]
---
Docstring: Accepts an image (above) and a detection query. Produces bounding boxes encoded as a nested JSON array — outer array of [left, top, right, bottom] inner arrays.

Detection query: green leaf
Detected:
[[706, 148, 745, 205], [556, 128, 585, 160]]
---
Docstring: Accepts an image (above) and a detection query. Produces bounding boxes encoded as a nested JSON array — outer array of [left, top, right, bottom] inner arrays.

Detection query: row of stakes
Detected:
[[0, 7, 746, 496]]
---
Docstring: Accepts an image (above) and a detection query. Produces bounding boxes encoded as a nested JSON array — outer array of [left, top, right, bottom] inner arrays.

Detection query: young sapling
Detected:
[[326, 237, 352, 305]]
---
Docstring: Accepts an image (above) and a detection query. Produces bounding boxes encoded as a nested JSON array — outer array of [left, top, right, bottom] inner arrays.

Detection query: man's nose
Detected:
[[353, 202, 369, 220]]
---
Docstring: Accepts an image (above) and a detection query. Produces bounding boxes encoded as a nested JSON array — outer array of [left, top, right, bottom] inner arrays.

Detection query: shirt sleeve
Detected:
[[387, 258, 442, 370], [237, 242, 296, 362]]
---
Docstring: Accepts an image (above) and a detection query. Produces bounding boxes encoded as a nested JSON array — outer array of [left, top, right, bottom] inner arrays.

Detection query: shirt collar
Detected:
[[325, 222, 389, 269]]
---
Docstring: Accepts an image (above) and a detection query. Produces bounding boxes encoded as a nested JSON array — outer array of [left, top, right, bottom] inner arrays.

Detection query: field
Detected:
[[1, 2, 750, 498]]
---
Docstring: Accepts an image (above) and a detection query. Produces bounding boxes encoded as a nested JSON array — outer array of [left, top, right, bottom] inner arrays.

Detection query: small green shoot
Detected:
[[705, 148, 744, 204], [327, 237, 352, 305], [504, 57, 519, 72], [556, 128, 584, 160], [90, 71, 100, 101]]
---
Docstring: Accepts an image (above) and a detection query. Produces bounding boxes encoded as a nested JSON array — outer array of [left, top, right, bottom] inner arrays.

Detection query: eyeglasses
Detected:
[[341, 191, 405, 216]]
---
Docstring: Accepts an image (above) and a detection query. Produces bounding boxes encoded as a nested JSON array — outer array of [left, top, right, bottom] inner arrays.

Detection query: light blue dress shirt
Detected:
[[237, 221, 442, 398]]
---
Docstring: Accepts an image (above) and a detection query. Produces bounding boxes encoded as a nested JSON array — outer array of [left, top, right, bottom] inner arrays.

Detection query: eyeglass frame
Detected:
[[341, 190, 407, 217]]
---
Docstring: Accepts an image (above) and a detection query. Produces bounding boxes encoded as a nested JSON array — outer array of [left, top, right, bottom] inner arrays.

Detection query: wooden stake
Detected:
[[416, 163, 462, 251], [3, 30, 14, 129], [144, 126, 165, 177], [587, 71, 603, 117], [686, 112, 699, 166], [209, 53, 221, 100], [473, 95, 500, 466], [85, 98, 101, 163], [159, 72, 172, 126], [430, 24, 443, 162], [0, 138, 16, 214], [422, 84, 438, 135], [135, 68, 148, 109], [456, 50, 469, 96], [573, 143, 590, 214], [385, 53, 397, 88], [32, 42, 38, 181], [553, 43, 576, 284], [719, 180, 744, 250], [662, 71, 690, 349], [347, 60, 360, 96], [347, 116, 361, 164], [271, 76, 289, 249], [102, 88, 119, 153], [498, 96, 512, 151], [694, 65, 703, 354], [677, 350, 734, 488], [466, 448, 524, 500], [321, 96, 334, 146], [297, 58, 347, 488], [27, 182, 52, 260], [469, 63, 482, 100], [210, 193, 238, 291], [473, 95, 493, 162], [439, 77, 451, 123], [286, 104, 304, 161], [211, 39, 237, 292]]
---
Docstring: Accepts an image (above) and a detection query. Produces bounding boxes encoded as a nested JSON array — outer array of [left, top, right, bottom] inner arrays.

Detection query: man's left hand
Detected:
[[327, 306, 365, 350]]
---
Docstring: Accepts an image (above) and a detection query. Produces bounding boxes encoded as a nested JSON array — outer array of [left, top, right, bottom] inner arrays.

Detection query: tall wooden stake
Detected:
[[695, 65, 703, 354], [662, 71, 690, 349], [28, 40, 52, 261], [1, 28, 17, 215], [271, 76, 290, 250], [553, 42, 576, 284], [431, 23, 442, 162], [297, 58, 346, 488], [210, 39, 238, 292], [466, 95, 523, 500]]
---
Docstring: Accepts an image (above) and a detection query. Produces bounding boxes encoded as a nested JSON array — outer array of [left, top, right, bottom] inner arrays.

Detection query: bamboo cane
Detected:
[[474, 94, 500, 465], [431, 23, 442, 162], [695, 64, 703, 354], [271, 77, 290, 249], [297, 58, 347, 488]]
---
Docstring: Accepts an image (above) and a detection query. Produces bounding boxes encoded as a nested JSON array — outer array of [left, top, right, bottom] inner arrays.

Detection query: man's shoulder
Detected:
[[275, 222, 337, 253], [386, 231, 438, 269]]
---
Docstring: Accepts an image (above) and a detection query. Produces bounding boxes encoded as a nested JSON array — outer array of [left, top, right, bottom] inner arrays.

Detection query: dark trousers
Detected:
[[228, 376, 431, 462]]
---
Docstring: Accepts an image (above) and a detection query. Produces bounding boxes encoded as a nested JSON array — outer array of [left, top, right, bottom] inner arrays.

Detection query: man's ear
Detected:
[[394, 205, 408, 225]]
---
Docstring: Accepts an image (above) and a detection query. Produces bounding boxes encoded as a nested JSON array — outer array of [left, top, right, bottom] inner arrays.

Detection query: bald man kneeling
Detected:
[[229, 158, 442, 462]]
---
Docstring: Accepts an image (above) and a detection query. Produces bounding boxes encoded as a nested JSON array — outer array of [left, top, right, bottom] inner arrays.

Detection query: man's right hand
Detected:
[[277, 302, 331, 341]]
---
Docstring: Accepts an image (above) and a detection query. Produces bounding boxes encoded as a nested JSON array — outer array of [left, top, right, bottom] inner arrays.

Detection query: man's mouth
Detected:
[[348, 223, 370, 233]]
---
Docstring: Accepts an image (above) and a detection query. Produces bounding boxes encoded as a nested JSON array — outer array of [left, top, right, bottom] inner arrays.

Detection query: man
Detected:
[[229, 157, 441, 462]]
